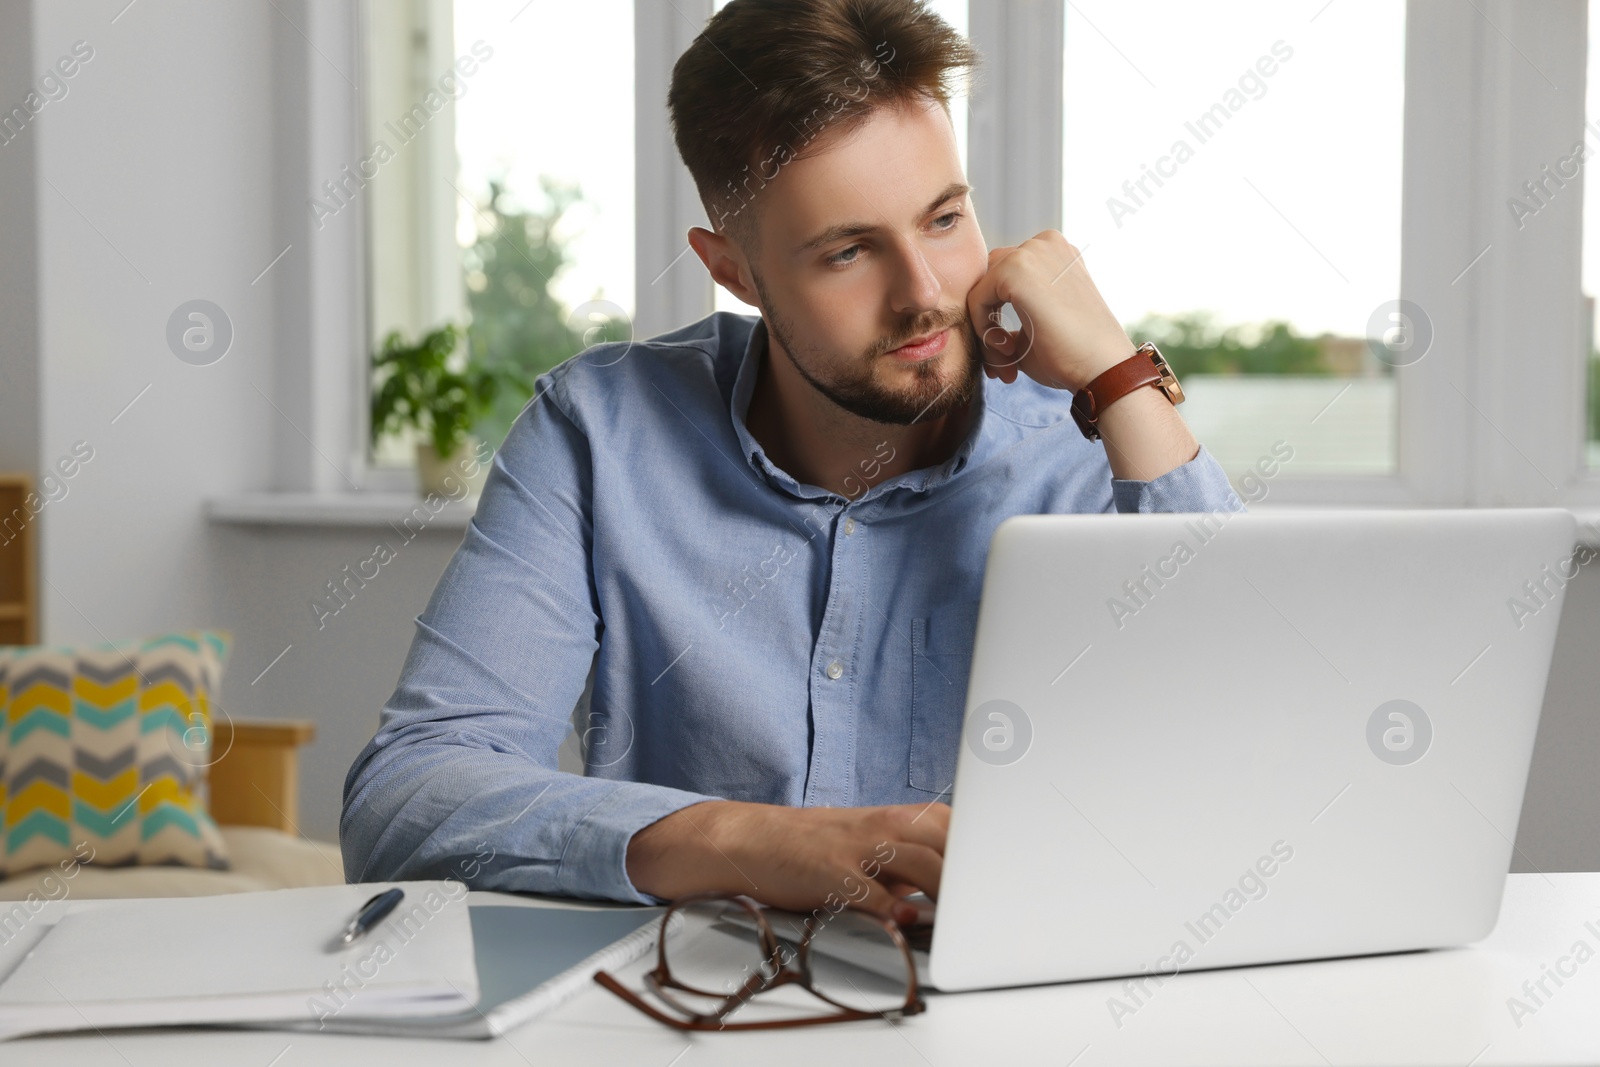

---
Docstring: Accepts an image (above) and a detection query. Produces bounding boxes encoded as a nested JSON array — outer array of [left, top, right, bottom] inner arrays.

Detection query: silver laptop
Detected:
[[752, 508, 1579, 993]]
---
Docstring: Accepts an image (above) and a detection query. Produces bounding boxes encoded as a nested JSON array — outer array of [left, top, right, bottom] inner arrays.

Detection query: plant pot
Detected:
[[415, 438, 488, 500]]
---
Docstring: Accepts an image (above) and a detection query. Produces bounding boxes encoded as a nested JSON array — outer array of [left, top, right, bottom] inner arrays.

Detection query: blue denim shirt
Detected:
[[341, 311, 1243, 903]]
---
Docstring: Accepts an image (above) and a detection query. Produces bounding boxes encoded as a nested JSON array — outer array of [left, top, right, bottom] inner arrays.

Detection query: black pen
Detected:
[[337, 888, 405, 946]]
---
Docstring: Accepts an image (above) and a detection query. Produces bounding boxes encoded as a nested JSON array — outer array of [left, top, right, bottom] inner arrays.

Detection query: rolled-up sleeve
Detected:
[[1110, 442, 1244, 514], [340, 375, 719, 904]]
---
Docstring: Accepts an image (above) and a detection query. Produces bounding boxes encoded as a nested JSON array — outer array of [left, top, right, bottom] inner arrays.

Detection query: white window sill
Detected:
[[1571, 508, 1600, 548], [204, 496, 1600, 547], [206, 493, 478, 529]]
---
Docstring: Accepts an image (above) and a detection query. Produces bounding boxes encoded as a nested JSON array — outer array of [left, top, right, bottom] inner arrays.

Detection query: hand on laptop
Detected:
[[626, 800, 948, 926]]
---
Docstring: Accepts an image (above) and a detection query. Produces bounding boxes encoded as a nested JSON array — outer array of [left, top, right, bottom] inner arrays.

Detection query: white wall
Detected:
[[0, 0, 39, 474], [204, 523, 461, 841], [32, 0, 278, 642]]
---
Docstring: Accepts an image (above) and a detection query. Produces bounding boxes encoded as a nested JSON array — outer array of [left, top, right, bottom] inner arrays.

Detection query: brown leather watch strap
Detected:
[[1070, 343, 1179, 440]]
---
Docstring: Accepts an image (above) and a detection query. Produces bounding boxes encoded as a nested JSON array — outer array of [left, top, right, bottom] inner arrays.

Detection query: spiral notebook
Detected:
[[0, 882, 666, 1042]]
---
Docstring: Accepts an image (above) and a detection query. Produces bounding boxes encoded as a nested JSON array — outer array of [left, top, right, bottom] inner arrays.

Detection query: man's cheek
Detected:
[[958, 240, 990, 299]]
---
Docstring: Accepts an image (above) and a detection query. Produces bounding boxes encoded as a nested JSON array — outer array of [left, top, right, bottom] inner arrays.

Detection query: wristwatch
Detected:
[[1069, 342, 1185, 440]]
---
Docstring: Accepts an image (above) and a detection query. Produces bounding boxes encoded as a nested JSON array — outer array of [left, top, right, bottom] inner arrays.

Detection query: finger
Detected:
[[966, 253, 1017, 342], [876, 841, 944, 902], [980, 321, 1014, 359], [896, 896, 938, 925], [900, 800, 950, 832], [880, 804, 949, 855], [983, 327, 1027, 369], [854, 879, 919, 925], [988, 299, 1039, 371]]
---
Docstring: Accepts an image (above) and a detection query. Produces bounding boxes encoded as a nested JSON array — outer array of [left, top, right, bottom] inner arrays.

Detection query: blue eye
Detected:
[[824, 210, 964, 270]]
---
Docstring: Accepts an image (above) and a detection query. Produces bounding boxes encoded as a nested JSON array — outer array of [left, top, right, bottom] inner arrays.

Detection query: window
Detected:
[[1062, 0, 1405, 483], [362, 0, 635, 466], [344, 0, 1594, 512], [362, 0, 463, 466]]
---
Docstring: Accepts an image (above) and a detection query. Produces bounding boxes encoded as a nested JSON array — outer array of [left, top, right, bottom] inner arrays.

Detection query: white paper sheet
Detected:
[[0, 881, 477, 1040]]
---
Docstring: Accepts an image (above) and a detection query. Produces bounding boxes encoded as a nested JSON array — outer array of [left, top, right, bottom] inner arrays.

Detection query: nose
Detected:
[[889, 236, 943, 318]]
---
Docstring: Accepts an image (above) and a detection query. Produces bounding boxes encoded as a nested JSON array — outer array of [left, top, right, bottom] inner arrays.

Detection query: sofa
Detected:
[[0, 718, 343, 900]]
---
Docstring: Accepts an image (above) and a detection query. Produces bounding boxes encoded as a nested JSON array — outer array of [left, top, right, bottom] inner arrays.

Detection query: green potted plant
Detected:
[[369, 322, 532, 497]]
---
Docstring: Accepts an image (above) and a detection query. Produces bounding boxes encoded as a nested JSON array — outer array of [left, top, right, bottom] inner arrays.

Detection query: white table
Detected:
[[10, 873, 1600, 1066]]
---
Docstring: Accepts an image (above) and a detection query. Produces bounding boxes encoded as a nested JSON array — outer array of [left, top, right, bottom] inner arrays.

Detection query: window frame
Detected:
[[634, 0, 716, 339], [356, 0, 468, 492], [272, 0, 370, 496]]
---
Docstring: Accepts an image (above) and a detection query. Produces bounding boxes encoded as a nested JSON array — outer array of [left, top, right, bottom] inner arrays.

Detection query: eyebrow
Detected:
[[792, 181, 972, 256]]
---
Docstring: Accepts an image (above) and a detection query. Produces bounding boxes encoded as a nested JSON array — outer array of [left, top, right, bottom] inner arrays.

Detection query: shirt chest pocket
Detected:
[[909, 601, 981, 795]]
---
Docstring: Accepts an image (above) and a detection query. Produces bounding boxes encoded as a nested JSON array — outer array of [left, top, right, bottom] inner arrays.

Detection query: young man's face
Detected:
[[739, 94, 988, 425]]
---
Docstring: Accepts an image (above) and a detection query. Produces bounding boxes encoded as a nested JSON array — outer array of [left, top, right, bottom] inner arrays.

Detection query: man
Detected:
[[342, 0, 1241, 927]]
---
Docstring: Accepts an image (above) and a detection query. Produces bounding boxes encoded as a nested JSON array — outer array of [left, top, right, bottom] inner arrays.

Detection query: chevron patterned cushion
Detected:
[[0, 631, 232, 878]]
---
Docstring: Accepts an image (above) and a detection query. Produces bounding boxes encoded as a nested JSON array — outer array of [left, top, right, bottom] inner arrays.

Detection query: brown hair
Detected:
[[667, 0, 980, 256]]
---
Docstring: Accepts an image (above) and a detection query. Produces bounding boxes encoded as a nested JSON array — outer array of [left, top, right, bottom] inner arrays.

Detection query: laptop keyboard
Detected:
[[900, 922, 933, 953], [726, 905, 934, 954]]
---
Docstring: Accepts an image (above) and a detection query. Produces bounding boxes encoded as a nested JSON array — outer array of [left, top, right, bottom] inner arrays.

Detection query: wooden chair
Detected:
[[208, 718, 318, 831]]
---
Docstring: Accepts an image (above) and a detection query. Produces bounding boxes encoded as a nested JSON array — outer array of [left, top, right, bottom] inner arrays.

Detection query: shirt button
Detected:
[[843, 518, 857, 535], [826, 660, 844, 680]]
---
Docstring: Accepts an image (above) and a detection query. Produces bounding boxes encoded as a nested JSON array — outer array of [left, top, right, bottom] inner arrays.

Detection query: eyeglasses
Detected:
[[593, 891, 927, 1030]]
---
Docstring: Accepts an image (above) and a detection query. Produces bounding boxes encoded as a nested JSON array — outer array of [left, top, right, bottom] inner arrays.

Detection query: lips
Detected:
[[894, 330, 944, 350], [886, 326, 950, 363]]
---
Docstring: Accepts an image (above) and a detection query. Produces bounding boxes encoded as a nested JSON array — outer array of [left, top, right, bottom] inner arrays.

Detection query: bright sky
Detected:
[[454, 0, 1597, 346], [453, 0, 637, 319], [1062, 0, 1403, 338]]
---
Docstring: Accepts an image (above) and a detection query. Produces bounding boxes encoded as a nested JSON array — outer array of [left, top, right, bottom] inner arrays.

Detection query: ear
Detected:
[[688, 226, 760, 307]]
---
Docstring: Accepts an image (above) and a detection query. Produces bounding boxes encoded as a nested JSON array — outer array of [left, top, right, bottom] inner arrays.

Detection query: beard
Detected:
[[753, 273, 983, 426]]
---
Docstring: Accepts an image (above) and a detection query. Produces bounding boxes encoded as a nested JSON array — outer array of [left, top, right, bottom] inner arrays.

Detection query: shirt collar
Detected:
[[728, 315, 989, 503]]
